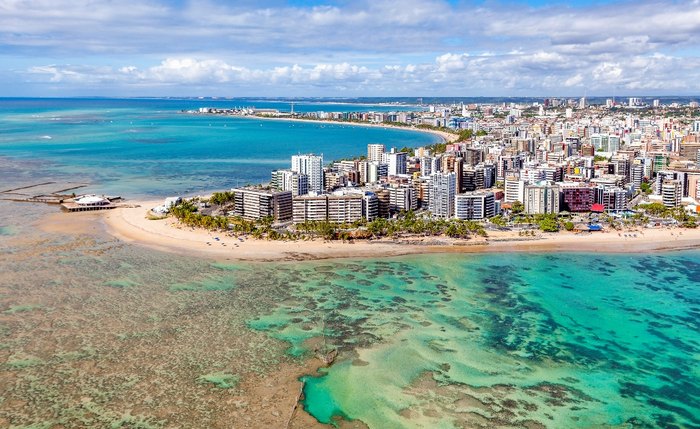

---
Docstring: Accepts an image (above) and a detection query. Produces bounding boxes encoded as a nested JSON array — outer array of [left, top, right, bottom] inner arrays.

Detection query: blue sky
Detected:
[[1, 0, 699, 97]]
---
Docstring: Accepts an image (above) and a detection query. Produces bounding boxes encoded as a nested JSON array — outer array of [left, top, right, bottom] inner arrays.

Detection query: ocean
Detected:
[[0, 98, 698, 429], [0, 98, 435, 197]]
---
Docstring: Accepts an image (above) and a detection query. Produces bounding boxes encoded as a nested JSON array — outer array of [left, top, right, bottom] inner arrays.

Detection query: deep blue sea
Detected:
[[0, 98, 698, 429]]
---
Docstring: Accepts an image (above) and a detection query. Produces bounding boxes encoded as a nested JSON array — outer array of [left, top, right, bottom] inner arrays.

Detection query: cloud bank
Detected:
[[3, 0, 700, 96]]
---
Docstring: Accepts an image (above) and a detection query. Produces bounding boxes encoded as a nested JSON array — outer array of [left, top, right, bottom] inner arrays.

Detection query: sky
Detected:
[[1, 0, 700, 97]]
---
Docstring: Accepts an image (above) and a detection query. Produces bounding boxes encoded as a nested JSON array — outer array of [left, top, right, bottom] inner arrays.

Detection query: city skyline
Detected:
[[2, 0, 700, 97]]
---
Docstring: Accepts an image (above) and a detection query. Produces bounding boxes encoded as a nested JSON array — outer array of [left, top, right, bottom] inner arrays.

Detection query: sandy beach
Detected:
[[217, 113, 459, 143], [88, 201, 700, 262]]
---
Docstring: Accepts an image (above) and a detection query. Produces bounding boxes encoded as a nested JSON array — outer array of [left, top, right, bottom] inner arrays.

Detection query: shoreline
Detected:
[[86, 201, 700, 263], [194, 112, 458, 144]]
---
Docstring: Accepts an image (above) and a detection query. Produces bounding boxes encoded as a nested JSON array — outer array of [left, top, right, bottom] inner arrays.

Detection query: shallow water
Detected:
[[247, 254, 700, 428], [0, 98, 438, 197], [1, 99, 699, 428], [2, 199, 698, 428]]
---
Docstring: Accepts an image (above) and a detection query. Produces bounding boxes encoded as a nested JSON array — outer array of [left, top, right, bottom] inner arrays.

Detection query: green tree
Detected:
[[538, 216, 559, 232], [489, 215, 507, 227], [639, 182, 652, 195], [637, 202, 668, 217], [511, 201, 524, 214], [210, 191, 235, 205]]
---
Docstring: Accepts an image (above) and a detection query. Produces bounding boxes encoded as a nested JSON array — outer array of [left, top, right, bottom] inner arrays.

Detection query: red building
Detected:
[[562, 187, 594, 212]]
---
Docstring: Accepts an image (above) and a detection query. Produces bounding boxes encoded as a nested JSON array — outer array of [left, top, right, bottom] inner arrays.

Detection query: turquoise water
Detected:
[[1, 99, 699, 428], [0, 98, 437, 197], [248, 254, 700, 428]]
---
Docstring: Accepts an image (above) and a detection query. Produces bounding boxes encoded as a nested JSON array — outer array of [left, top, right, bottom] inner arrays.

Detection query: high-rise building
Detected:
[[271, 169, 309, 196], [292, 195, 328, 223], [661, 180, 682, 208], [655, 170, 686, 196], [327, 194, 363, 223], [590, 134, 620, 153], [693, 120, 700, 133], [291, 194, 363, 223], [233, 187, 292, 221], [504, 176, 525, 203], [385, 150, 407, 176], [420, 156, 432, 177], [455, 191, 495, 220], [561, 186, 594, 212], [524, 183, 560, 214], [362, 192, 379, 221], [595, 186, 628, 211], [428, 172, 456, 218], [389, 186, 417, 214], [628, 165, 643, 189], [375, 189, 391, 218], [454, 157, 464, 192], [367, 144, 385, 163], [291, 154, 324, 194], [323, 170, 346, 192]]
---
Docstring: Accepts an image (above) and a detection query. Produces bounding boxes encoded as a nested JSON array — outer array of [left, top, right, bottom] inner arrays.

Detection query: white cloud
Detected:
[[22, 51, 700, 96], [7, 0, 700, 95]]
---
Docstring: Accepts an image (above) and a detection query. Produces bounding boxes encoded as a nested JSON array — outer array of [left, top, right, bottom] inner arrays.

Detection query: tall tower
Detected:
[[429, 172, 456, 218], [367, 144, 385, 163], [291, 154, 324, 194]]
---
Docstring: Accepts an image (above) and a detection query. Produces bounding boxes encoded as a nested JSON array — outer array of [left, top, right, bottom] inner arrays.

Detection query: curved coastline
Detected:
[[91, 201, 700, 263], [198, 113, 458, 144]]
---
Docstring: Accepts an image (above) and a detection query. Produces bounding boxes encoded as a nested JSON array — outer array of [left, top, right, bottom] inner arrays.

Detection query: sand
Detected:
[[97, 201, 700, 262], [230, 114, 459, 143]]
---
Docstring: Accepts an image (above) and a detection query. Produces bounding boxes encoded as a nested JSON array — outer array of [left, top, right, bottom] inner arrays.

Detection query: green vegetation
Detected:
[[4, 304, 41, 314], [538, 215, 560, 232], [170, 200, 229, 230], [360, 210, 487, 239], [169, 201, 487, 241], [593, 155, 609, 162], [456, 129, 474, 141], [639, 182, 652, 194], [425, 141, 447, 154], [209, 191, 235, 206], [636, 202, 667, 216], [488, 215, 507, 227], [398, 146, 414, 156], [636, 202, 699, 227], [197, 372, 240, 389], [6, 354, 44, 369], [510, 201, 524, 214], [564, 221, 575, 231]]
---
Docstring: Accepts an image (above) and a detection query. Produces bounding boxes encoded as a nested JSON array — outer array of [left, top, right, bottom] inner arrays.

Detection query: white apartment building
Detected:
[[291, 154, 324, 194], [429, 172, 456, 218], [455, 191, 495, 220], [367, 144, 385, 163], [524, 183, 560, 215], [504, 176, 525, 203]]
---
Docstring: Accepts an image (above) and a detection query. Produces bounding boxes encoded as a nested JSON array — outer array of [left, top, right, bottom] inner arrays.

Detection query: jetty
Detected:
[[1, 181, 125, 212]]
